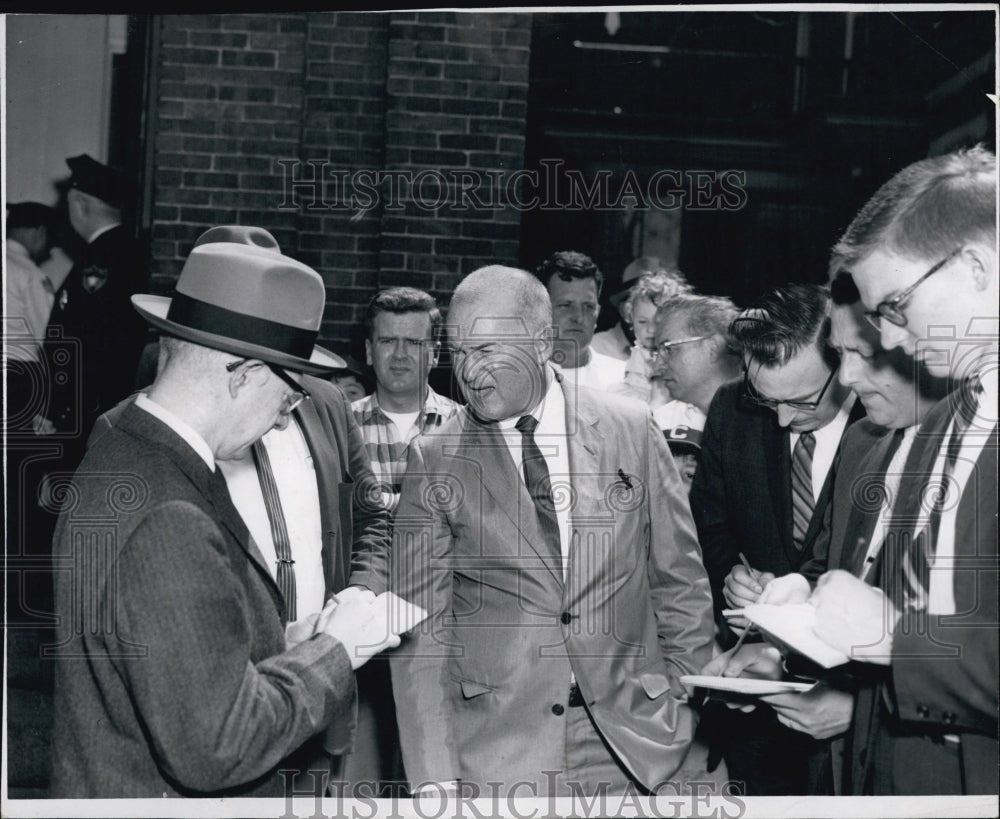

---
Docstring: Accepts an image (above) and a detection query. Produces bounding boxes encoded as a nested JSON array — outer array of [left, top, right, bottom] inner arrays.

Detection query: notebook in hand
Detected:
[[742, 603, 849, 668]]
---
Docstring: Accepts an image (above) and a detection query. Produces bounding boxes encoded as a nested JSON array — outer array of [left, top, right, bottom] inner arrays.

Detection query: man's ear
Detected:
[[534, 324, 555, 362], [963, 244, 997, 292], [227, 360, 255, 399], [364, 337, 374, 367], [429, 340, 441, 367]]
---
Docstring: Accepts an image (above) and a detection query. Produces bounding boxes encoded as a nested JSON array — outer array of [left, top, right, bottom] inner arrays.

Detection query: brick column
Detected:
[[380, 11, 532, 302]]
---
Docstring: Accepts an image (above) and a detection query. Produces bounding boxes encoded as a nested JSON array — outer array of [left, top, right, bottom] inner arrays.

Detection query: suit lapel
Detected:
[[294, 398, 345, 593], [765, 419, 796, 565]]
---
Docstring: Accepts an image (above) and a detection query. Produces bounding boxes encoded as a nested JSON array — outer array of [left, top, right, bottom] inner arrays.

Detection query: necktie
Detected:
[[927, 378, 982, 552], [790, 431, 816, 549], [252, 440, 297, 622], [887, 378, 982, 610], [515, 415, 562, 560]]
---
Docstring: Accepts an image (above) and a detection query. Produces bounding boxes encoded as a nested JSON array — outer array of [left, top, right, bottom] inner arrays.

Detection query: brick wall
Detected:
[[149, 11, 533, 348]]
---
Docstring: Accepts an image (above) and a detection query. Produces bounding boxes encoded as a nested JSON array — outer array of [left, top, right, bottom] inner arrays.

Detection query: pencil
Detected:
[[738, 552, 759, 579]]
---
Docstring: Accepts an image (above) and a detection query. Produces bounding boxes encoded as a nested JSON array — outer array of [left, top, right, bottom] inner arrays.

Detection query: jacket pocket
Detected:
[[637, 660, 672, 700], [457, 678, 494, 700]]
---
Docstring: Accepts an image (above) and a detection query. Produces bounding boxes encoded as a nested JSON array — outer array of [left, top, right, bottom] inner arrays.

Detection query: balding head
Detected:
[[447, 265, 554, 422], [449, 265, 552, 340]]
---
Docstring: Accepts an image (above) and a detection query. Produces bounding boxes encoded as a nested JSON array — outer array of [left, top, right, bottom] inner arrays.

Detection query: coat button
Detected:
[[552, 704, 564, 716], [917, 704, 930, 718], [943, 711, 956, 725], [560, 612, 572, 625]]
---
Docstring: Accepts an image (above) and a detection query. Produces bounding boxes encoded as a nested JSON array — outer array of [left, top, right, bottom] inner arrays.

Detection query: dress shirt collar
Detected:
[[86, 222, 121, 244], [135, 392, 216, 471]]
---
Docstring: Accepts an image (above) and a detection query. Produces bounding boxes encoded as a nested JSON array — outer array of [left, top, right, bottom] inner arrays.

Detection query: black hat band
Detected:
[[167, 293, 318, 360]]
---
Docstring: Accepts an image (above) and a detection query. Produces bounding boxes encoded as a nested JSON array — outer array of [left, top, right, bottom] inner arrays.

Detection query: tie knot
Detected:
[[798, 430, 815, 449], [516, 414, 539, 436]]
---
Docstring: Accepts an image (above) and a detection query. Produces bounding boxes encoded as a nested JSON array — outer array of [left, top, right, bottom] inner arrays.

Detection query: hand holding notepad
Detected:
[[741, 602, 850, 668]]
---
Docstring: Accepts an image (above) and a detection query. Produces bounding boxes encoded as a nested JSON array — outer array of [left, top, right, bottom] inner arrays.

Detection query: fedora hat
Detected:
[[132, 225, 345, 375]]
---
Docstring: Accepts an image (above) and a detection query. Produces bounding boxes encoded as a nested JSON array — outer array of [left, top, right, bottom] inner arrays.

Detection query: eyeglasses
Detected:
[[743, 364, 837, 411], [864, 247, 962, 330], [652, 336, 708, 360], [226, 358, 311, 414]]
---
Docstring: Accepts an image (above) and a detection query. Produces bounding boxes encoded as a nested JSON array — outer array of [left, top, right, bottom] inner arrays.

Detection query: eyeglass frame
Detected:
[[652, 335, 709, 361], [742, 363, 838, 411], [863, 246, 963, 330], [225, 358, 311, 414]]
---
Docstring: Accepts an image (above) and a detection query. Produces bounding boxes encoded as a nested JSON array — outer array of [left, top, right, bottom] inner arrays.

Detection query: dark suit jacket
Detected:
[[850, 394, 998, 795], [791, 419, 902, 794], [689, 381, 864, 795], [44, 225, 149, 445], [690, 381, 865, 624], [50, 402, 357, 797], [90, 376, 390, 603], [799, 419, 903, 585], [387, 373, 715, 793]]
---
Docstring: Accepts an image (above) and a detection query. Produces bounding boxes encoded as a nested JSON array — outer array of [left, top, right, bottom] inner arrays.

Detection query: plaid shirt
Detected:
[[351, 387, 460, 512]]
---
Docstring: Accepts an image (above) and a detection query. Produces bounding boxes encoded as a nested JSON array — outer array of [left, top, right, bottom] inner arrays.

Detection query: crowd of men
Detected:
[[4, 145, 996, 801]]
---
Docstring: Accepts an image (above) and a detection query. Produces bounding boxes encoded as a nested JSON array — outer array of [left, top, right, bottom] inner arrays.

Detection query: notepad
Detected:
[[377, 590, 429, 635], [742, 603, 850, 669], [680, 675, 817, 696]]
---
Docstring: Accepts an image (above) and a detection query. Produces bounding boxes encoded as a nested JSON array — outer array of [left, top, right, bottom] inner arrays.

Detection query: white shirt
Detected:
[[925, 367, 998, 615], [4, 239, 55, 362], [496, 370, 572, 580], [217, 420, 326, 623], [789, 395, 855, 504], [559, 347, 627, 391], [134, 393, 215, 471], [381, 408, 421, 440]]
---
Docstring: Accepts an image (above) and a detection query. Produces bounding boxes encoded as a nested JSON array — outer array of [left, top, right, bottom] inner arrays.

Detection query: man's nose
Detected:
[[879, 322, 912, 353], [776, 404, 798, 428], [838, 353, 861, 388]]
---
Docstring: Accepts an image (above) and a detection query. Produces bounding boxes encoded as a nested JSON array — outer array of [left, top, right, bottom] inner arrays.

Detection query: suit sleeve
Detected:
[[645, 413, 716, 680], [319, 383, 391, 595], [110, 502, 356, 793], [889, 444, 999, 736], [388, 440, 462, 787], [688, 391, 740, 615]]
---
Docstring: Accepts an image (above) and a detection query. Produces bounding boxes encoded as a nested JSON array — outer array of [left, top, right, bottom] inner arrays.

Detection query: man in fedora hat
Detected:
[[49, 228, 401, 798], [41, 154, 149, 470]]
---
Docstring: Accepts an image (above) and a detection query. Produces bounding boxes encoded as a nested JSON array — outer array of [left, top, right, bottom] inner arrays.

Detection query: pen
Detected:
[[738, 551, 759, 580]]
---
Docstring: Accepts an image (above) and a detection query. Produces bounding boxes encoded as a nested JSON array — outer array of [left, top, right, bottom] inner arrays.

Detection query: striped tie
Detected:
[[790, 431, 815, 549], [515, 414, 562, 561], [252, 441, 297, 622]]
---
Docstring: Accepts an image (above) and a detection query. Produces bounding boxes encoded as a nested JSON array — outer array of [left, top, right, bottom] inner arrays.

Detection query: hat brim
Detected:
[[132, 294, 345, 375]]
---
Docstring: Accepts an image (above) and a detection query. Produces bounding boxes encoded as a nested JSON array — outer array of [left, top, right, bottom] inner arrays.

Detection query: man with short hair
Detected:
[[710, 271, 950, 793], [390, 265, 713, 796], [50, 229, 400, 798], [652, 293, 741, 418], [353, 286, 459, 513], [689, 283, 864, 795], [535, 250, 626, 390], [347, 286, 459, 791], [807, 145, 998, 795]]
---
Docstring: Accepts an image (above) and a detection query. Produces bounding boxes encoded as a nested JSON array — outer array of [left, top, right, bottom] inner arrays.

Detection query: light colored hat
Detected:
[[131, 225, 345, 374], [654, 400, 706, 453], [609, 256, 663, 308]]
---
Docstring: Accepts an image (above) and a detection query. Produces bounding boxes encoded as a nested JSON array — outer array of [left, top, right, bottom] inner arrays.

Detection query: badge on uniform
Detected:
[[82, 265, 109, 294]]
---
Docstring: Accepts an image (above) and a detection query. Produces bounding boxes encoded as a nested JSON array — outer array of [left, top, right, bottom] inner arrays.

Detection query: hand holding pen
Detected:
[[723, 552, 776, 629]]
